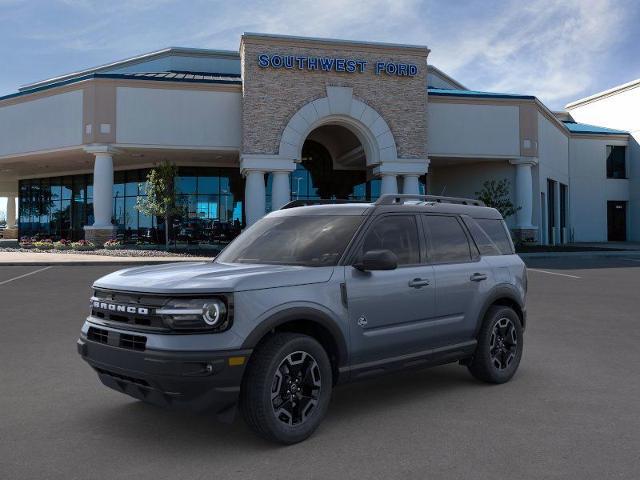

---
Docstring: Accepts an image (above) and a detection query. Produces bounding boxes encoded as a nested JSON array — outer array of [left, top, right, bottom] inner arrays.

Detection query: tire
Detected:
[[467, 306, 523, 384], [240, 333, 333, 444]]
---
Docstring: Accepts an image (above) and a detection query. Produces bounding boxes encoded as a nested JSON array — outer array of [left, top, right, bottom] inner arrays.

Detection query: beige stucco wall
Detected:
[[116, 86, 242, 148], [240, 35, 429, 160]]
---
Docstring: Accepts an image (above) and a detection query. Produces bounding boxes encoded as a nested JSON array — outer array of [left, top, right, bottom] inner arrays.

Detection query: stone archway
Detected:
[[278, 86, 398, 167]]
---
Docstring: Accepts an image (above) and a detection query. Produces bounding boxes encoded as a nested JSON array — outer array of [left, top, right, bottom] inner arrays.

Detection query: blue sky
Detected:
[[1, 0, 639, 214], [1, 0, 639, 109]]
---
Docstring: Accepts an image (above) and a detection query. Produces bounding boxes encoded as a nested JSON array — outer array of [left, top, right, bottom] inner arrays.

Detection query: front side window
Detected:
[[359, 215, 420, 265], [216, 215, 363, 267], [423, 215, 472, 264], [606, 145, 626, 179]]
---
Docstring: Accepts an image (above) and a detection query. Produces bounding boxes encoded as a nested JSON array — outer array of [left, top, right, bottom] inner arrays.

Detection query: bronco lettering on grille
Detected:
[[92, 300, 149, 315]]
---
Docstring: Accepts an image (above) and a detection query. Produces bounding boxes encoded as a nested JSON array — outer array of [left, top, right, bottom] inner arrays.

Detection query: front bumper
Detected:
[[78, 330, 251, 414]]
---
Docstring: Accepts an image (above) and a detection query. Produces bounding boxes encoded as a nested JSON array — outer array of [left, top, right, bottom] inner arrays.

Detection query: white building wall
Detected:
[[427, 103, 520, 157], [115, 87, 242, 148], [569, 137, 629, 242], [536, 113, 570, 243], [0, 90, 83, 156], [567, 85, 640, 241], [429, 161, 517, 227]]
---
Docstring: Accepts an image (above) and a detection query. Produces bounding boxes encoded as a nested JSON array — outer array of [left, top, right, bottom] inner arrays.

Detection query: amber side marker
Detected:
[[228, 356, 246, 366]]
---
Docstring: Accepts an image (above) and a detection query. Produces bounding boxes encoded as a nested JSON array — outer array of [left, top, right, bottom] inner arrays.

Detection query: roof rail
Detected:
[[280, 199, 369, 209], [375, 194, 485, 207]]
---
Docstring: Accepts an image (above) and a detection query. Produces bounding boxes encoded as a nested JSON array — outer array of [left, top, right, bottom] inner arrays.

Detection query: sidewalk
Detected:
[[0, 251, 211, 266]]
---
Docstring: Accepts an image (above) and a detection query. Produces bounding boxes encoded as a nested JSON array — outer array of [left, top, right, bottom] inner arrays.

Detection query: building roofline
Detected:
[[241, 32, 430, 55], [2, 72, 241, 104], [428, 87, 535, 100], [565, 78, 640, 109], [428, 88, 630, 140], [19, 47, 240, 92], [427, 65, 467, 90]]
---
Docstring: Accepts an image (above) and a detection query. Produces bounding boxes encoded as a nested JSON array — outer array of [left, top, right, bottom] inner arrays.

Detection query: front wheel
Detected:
[[240, 333, 332, 444], [467, 306, 523, 384]]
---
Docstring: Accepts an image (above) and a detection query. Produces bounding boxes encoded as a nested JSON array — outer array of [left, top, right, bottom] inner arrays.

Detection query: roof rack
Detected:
[[280, 199, 368, 209], [375, 194, 485, 207]]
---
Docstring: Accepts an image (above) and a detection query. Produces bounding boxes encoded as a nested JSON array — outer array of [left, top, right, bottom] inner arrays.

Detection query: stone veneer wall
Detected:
[[240, 36, 429, 160]]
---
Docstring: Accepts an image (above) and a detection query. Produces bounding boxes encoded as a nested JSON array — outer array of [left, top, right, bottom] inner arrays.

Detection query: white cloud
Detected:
[[426, 0, 628, 107], [2, 0, 634, 109]]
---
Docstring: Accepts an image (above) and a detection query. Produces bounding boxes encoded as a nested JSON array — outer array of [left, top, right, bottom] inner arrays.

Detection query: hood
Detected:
[[92, 261, 335, 294]]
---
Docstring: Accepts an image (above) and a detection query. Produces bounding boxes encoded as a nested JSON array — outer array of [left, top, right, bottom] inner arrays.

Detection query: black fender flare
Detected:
[[475, 284, 526, 336], [241, 306, 349, 367]]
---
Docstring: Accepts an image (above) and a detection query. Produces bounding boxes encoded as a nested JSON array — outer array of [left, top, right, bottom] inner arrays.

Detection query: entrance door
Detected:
[[345, 214, 436, 364], [607, 201, 627, 241]]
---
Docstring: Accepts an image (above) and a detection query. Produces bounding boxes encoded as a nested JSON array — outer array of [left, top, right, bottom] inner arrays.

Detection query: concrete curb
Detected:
[[0, 259, 211, 266], [518, 251, 640, 259]]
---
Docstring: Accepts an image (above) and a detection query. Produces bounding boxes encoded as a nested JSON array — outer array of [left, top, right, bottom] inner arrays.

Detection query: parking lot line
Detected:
[[0, 266, 52, 286], [527, 268, 581, 279]]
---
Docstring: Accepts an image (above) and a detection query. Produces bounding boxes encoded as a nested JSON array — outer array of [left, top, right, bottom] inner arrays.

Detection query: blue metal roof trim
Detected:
[[0, 72, 242, 102], [562, 121, 628, 135], [428, 87, 535, 100]]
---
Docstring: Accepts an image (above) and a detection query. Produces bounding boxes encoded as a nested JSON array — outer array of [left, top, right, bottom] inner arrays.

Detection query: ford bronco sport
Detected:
[[78, 194, 527, 444]]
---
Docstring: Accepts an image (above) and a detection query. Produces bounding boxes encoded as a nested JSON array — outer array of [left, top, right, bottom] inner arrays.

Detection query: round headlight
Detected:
[[203, 300, 226, 326]]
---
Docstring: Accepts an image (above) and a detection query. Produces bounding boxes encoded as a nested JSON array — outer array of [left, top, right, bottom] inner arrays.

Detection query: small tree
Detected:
[[475, 179, 520, 219], [136, 161, 182, 249]]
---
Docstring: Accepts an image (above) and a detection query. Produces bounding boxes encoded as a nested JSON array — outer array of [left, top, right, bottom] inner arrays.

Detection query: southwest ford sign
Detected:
[[257, 54, 418, 77]]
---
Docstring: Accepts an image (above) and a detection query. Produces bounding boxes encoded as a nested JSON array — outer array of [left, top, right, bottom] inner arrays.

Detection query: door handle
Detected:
[[408, 278, 430, 288], [470, 273, 488, 282]]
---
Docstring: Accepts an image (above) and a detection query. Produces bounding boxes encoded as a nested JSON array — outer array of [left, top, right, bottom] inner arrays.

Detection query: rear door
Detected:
[[345, 214, 436, 365], [421, 214, 492, 346]]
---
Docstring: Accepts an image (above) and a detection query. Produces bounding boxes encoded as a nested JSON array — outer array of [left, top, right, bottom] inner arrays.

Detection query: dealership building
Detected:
[[0, 33, 637, 246]]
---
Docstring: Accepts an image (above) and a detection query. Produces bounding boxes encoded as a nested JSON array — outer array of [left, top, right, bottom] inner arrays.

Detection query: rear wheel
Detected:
[[468, 306, 523, 384], [240, 333, 332, 444]]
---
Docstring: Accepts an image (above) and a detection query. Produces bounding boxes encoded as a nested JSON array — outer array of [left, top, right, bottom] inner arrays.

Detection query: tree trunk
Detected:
[[164, 214, 169, 251]]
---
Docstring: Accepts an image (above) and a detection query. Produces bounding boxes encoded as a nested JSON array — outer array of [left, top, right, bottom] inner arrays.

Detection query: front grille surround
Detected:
[[90, 289, 170, 331]]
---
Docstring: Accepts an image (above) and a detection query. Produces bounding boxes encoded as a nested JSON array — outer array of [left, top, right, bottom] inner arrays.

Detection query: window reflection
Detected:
[[18, 167, 245, 247]]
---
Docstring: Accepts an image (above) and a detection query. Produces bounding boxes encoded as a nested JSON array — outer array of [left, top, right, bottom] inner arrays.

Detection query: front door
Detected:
[[608, 201, 627, 241], [345, 214, 436, 365]]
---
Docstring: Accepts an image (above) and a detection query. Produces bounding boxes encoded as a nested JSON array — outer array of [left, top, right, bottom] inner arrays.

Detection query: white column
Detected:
[[92, 152, 114, 227], [6, 195, 17, 228], [271, 171, 291, 210], [380, 174, 398, 195], [402, 175, 420, 195], [511, 159, 536, 229], [245, 170, 266, 226]]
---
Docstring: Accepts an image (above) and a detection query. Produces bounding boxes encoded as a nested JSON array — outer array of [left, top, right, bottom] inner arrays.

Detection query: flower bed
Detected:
[[103, 239, 123, 250], [54, 239, 73, 250], [70, 240, 96, 251]]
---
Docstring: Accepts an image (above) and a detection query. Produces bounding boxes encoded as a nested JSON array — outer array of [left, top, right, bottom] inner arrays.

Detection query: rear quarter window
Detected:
[[467, 218, 514, 255]]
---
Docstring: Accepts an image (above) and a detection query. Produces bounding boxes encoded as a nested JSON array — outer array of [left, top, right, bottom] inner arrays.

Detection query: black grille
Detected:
[[119, 333, 147, 351], [91, 289, 168, 331], [87, 327, 108, 344], [86, 326, 147, 352]]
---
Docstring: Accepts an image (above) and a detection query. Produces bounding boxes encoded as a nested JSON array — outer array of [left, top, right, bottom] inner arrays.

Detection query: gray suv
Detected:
[[78, 194, 527, 444]]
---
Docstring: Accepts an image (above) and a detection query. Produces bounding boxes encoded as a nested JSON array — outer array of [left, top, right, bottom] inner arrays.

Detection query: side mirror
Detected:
[[354, 249, 398, 271]]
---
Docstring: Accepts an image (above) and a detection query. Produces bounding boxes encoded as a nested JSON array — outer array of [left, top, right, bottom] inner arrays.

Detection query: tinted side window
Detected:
[[360, 215, 420, 265], [464, 218, 502, 256], [423, 215, 472, 264], [476, 218, 514, 254]]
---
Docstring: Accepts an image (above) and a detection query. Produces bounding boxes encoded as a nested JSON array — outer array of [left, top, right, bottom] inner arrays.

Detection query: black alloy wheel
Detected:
[[271, 351, 322, 426]]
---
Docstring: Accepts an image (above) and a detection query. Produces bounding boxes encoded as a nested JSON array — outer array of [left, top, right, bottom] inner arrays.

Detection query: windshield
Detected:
[[216, 215, 364, 267]]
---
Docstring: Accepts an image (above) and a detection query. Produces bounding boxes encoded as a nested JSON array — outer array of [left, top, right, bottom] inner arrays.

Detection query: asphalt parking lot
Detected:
[[1, 257, 639, 479]]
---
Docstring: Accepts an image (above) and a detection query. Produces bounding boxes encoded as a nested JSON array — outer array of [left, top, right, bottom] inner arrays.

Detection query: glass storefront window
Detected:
[[18, 167, 245, 246]]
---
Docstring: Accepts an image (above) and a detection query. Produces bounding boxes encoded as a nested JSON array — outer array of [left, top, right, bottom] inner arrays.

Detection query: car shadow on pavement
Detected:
[[80, 364, 481, 449]]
